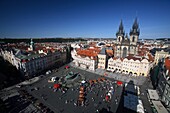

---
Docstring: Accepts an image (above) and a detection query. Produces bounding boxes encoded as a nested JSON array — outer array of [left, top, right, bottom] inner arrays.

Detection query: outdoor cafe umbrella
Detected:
[[79, 90, 84, 94], [80, 87, 84, 91], [98, 78, 102, 82], [101, 77, 106, 81], [79, 97, 84, 100], [93, 80, 97, 83], [79, 94, 84, 98]]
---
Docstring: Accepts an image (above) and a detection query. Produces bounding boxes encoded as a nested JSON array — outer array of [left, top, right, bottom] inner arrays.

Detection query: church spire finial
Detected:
[[130, 18, 140, 36], [119, 19, 123, 30], [116, 19, 125, 37]]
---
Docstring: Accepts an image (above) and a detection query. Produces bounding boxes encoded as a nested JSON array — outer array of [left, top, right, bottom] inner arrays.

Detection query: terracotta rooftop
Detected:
[[113, 57, 117, 60], [112, 57, 124, 61], [147, 53, 154, 62], [106, 50, 114, 57], [165, 58, 170, 75], [77, 48, 100, 60], [126, 56, 142, 61]]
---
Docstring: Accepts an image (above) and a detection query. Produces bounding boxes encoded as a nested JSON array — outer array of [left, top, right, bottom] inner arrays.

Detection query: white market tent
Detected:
[[152, 100, 168, 113], [81, 80, 86, 84], [147, 89, 159, 100]]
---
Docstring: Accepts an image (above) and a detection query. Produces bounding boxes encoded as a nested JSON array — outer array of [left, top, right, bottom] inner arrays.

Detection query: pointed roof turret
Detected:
[[30, 38, 35, 51], [116, 19, 125, 37], [125, 33, 128, 39], [119, 19, 123, 30], [132, 18, 138, 29], [130, 18, 140, 36], [30, 38, 34, 44]]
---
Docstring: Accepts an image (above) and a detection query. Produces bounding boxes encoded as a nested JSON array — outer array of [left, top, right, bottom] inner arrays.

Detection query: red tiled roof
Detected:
[[165, 58, 170, 75], [106, 50, 114, 57], [77, 48, 100, 60], [112, 57, 123, 61], [147, 53, 154, 62], [120, 58, 124, 61], [113, 57, 117, 60], [126, 56, 142, 61]]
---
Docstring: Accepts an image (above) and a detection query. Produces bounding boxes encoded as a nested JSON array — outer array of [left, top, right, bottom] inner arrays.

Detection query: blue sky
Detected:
[[0, 0, 170, 39]]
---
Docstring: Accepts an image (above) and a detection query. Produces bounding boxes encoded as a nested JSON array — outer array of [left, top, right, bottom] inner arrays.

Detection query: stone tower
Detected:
[[129, 18, 140, 45], [116, 20, 125, 44], [30, 39, 35, 51], [129, 18, 140, 55]]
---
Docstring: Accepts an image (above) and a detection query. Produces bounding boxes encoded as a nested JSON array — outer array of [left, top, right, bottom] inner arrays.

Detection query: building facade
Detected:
[[114, 18, 140, 58], [98, 47, 108, 69], [107, 54, 154, 76], [0, 39, 67, 78], [71, 47, 100, 71], [157, 58, 170, 112], [154, 50, 170, 65]]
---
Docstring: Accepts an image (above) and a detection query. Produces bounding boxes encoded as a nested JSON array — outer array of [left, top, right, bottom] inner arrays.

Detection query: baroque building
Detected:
[[114, 18, 140, 58]]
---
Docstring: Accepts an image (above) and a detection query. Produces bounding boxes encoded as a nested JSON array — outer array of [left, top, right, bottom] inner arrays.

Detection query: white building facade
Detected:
[[71, 49, 99, 71], [107, 55, 154, 76]]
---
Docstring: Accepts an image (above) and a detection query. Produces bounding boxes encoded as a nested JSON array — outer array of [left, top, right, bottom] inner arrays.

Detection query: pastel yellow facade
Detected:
[[98, 54, 107, 69]]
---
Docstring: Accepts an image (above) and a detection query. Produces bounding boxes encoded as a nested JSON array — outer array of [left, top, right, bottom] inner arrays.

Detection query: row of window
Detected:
[[98, 58, 105, 60], [99, 62, 105, 64], [109, 62, 147, 69]]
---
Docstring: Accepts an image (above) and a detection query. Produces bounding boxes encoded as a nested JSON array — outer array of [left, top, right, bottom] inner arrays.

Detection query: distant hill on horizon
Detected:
[[0, 37, 170, 43], [0, 38, 86, 43]]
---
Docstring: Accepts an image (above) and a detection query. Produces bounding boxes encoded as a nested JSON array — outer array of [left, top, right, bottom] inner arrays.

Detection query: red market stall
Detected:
[[65, 65, 70, 69], [105, 95, 110, 101], [117, 81, 123, 86], [53, 84, 61, 89]]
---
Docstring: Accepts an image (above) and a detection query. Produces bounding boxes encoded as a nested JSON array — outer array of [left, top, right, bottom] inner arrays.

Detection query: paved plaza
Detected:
[[22, 65, 123, 113], [0, 63, 151, 113], [70, 62, 147, 86]]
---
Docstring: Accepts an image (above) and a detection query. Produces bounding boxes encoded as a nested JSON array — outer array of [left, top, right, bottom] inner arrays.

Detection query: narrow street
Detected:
[[139, 77, 153, 113]]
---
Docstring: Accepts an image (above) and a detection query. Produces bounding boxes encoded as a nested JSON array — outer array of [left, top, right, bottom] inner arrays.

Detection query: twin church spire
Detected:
[[130, 18, 140, 36], [116, 18, 140, 37], [116, 19, 125, 37], [116, 18, 140, 46]]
